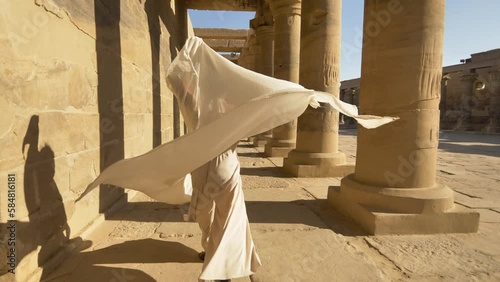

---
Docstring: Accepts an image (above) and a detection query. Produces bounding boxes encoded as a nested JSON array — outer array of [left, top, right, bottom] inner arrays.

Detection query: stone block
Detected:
[[328, 177, 480, 235], [283, 151, 353, 177], [0, 0, 188, 280], [252, 139, 268, 147], [264, 145, 294, 158], [122, 66, 153, 114]]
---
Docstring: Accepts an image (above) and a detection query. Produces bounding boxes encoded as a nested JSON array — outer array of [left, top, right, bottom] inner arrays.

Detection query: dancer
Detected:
[[78, 36, 397, 281], [173, 46, 261, 281]]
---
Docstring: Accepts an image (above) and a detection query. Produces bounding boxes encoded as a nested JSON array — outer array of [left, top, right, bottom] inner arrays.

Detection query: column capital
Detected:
[[254, 24, 274, 41], [247, 33, 258, 50], [251, 1, 274, 30], [268, 0, 301, 17], [250, 15, 274, 30]]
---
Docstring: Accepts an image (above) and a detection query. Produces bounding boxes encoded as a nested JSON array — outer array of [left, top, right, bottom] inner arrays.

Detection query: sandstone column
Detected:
[[339, 89, 346, 124], [240, 32, 258, 72], [328, 0, 479, 235], [456, 72, 479, 131], [238, 47, 249, 69], [246, 32, 259, 143], [488, 69, 500, 133], [174, 0, 188, 139], [283, 0, 353, 177], [264, 0, 301, 157], [343, 88, 354, 127], [352, 87, 360, 107], [252, 3, 275, 147], [248, 33, 260, 72], [440, 75, 450, 125]]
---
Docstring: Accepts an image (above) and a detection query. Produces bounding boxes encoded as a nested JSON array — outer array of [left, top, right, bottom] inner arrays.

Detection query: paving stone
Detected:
[[252, 229, 386, 282], [41, 130, 500, 281], [365, 234, 500, 280]]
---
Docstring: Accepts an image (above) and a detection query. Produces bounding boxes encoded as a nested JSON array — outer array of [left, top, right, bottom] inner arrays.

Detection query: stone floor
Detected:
[[41, 129, 500, 282]]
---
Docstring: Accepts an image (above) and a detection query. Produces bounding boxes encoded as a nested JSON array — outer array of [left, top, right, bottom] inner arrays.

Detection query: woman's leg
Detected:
[[190, 163, 215, 252], [199, 151, 261, 281]]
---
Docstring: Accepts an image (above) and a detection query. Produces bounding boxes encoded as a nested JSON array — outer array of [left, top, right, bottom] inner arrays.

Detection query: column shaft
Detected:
[[251, 4, 275, 147], [440, 75, 450, 127], [264, 0, 301, 157], [488, 69, 500, 132], [283, 0, 353, 177], [456, 72, 479, 130], [328, 0, 479, 235]]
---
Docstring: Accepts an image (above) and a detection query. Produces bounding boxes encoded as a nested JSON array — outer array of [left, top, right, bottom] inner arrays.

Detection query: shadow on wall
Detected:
[[146, 0, 186, 144], [19, 116, 88, 280], [94, 0, 126, 213]]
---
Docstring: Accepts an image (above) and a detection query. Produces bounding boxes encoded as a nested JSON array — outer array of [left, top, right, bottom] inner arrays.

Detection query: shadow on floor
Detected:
[[238, 143, 259, 148], [339, 129, 358, 136], [240, 166, 291, 178], [108, 199, 366, 237], [42, 239, 198, 282], [238, 151, 266, 158], [440, 131, 500, 145], [438, 141, 500, 157]]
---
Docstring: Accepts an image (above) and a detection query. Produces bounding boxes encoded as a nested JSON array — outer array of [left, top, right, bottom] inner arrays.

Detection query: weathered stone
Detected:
[[264, 0, 302, 158], [283, 0, 352, 177], [329, 0, 479, 235], [0, 0, 192, 279], [194, 28, 249, 39]]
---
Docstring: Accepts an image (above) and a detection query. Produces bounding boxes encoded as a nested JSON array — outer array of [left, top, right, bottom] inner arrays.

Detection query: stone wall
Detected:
[[339, 50, 500, 133], [443, 69, 495, 131], [0, 0, 191, 280]]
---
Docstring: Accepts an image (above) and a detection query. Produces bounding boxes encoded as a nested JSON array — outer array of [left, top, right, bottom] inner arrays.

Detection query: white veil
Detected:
[[77, 37, 397, 204]]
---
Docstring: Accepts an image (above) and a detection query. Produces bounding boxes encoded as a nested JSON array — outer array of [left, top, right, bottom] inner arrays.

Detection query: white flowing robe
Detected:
[[189, 144, 261, 280], [78, 36, 397, 205]]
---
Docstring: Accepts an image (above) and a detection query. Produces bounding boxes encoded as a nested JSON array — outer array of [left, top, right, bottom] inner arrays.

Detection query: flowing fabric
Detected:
[[77, 36, 398, 205], [189, 144, 261, 280]]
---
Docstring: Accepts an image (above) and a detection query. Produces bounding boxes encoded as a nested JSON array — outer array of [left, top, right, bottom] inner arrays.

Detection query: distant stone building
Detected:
[[340, 49, 500, 132]]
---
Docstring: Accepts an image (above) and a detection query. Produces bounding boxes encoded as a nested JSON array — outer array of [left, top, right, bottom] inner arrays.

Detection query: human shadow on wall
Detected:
[[146, 0, 185, 144], [20, 115, 80, 279], [95, 0, 126, 213]]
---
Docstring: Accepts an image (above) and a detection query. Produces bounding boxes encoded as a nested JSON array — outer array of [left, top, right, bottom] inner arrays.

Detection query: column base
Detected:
[[327, 174, 480, 235], [264, 143, 295, 157], [253, 138, 268, 147], [253, 134, 272, 147], [283, 151, 354, 177]]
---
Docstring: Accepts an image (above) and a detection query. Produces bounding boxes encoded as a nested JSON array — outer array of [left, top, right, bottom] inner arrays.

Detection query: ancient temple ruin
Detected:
[[1, 0, 497, 281]]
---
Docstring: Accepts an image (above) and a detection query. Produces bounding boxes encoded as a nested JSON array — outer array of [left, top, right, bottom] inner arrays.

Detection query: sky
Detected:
[[188, 0, 500, 81]]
